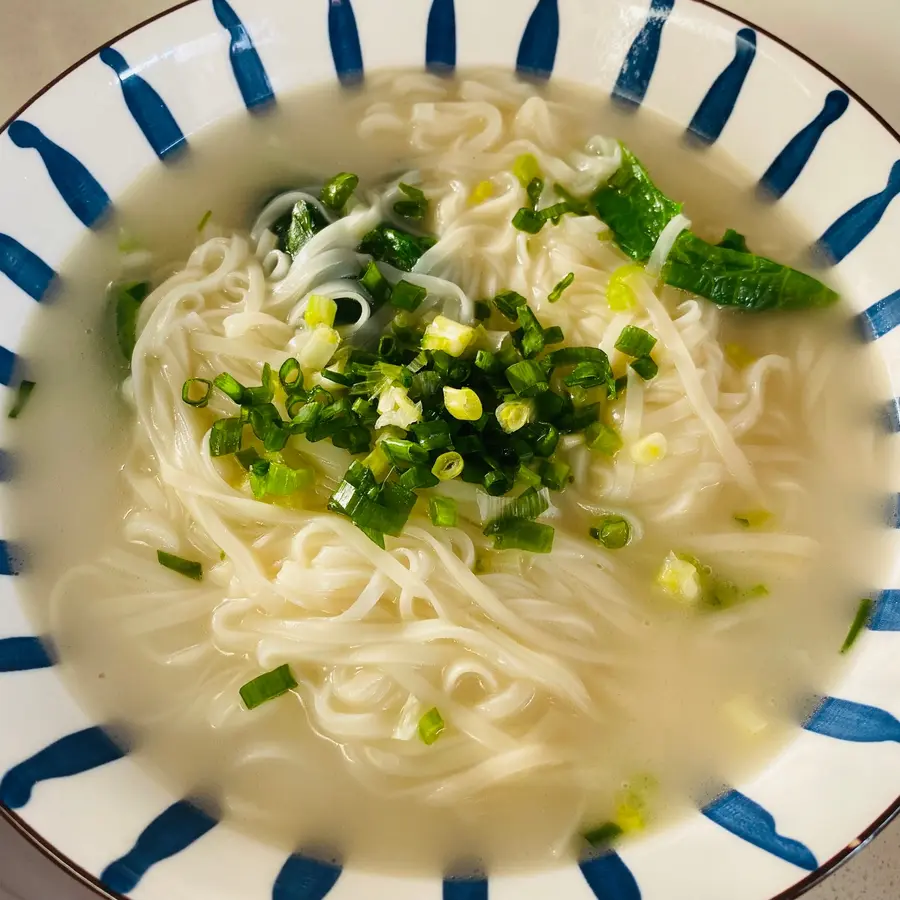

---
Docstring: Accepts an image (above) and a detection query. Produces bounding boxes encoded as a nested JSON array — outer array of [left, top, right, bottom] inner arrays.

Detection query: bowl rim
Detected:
[[1, 1, 898, 898]]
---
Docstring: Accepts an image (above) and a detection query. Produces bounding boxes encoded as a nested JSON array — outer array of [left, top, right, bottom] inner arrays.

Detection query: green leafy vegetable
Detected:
[[320, 172, 359, 211], [391, 280, 427, 312], [359, 225, 435, 272], [630, 356, 658, 380], [282, 200, 323, 257], [157, 550, 202, 581], [114, 280, 151, 361], [662, 231, 839, 311], [240, 664, 298, 710], [841, 598, 874, 654], [590, 144, 682, 261], [393, 182, 428, 220], [615, 325, 657, 358]]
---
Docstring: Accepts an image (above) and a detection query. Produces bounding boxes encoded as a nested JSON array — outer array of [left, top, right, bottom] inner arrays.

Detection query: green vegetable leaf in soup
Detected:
[[661, 231, 839, 311], [590, 144, 682, 262]]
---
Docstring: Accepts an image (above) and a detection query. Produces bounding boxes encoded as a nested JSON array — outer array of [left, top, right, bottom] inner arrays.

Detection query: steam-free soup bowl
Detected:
[[1, 1, 900, 898]]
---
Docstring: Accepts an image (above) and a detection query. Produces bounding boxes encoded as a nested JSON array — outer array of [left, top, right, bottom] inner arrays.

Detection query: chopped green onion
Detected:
[[528, 422, 560, 457], [584, 822, 623, 849], [483, 468, 514, 496], [454, 433, 483, 454], [512, 207, 545, 234], [235, 447, 261, 470], [114, 280, 151, 361], [443, 387, 483, 421], [329, 463, 416, 536], [360, 260, 392, 306], [394, 183, 428, 220], [539, 202, 571, 223], [249, 458, 313, 499], [493, 290, 527, 321], [547, 346, 611, 367], [495, 399, 534, 433], [540, 459, 571, 491], [278, 358, 302, 391], [542, 325, 565, 345], [516, 305, 545, 359], [157, 550, 202, 581], [484, 487, 549, 529], [299, 325, 340, 371], [505, 360, 549, 397], [214, 372, 246, 404], [432, 451, 464, 481], [411, 420, 452, 451], [7, 380, 35, 419], [513, 153, 541, 187], [322, 369, 355, 387], [364, 445, 392, 481], [586, 422, 623, 456], [391, 280, 427, 312], [548, 272, 574, 303], [630, 356, 658, 380], [487, 518, 554, 553], [240, 664, 298, 710], [331, 425, 371, 454], [197, 209, 213, 231], [380, 437, 428, 466], [606, 264, 643, 311], [423, 316, 476, 357], [615, 325, 658, 358], [516, 463, 543, 489], [553, 183, 590, 215], [526, 176, 544, 209], [358, 225, 434, 273], [289, 401, 321, 434], [564, 361, 613, 391], [474, 350, 502, 374], [429, 496, 458, 528], [474, 300, 492, 321], [181, 378, 212, 408], [304, 295, 338, 328], [418, 707, 446, 745], [320, 172, 359, 211], [399, 465, 440, 490], [733, 509, 772, 529], [209, 417, 244, 456], [282, 200, 320, 257], [841, 598, 874, 654], [590, 515, 631, 550]]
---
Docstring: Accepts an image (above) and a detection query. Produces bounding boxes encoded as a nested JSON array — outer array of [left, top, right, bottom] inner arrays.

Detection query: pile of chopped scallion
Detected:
[[174, 172, 662, 553]]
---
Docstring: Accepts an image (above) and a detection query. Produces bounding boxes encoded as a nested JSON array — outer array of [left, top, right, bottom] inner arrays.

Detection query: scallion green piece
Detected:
[[542, 325, 565, 345], [235, 447, 261, 470], [399, 465, 440, 490], [411, 420, 452, 451], [486, 518, 554, 553], [493, 289, 527, 321], [240, 664, 298, 710], [548, 272, 574, 303], [197, 209, 213, 232], [360, 260, 392, 305], [214, 372, 246, 404], [841, 598, 874, 654], [564, 361, 613, 391], [512, 207, 545, 234], [380, 437, 428, 466], [7, 380, 35, 419], [540, 459, 571, 491], [517, 464, 543, 489], [483, 468, 513, 496], [516, 305, 545, 359], [209, 417, 244, 456], [584, 822, 624, 848], [114, 280, 151, 361], [496, 399, 533, 433], [418, 707, 446, 745], [484, 487, 549, 529], [277, 358, 301, 391], [391, 280, 427, 312], [429, 496, 458, 528], [320, 172, 359, 211], [615, 325, 658, 358], [630, 356, 658, 380], [585, 422, 623, 456], [181, 378, 212, 408], [529, 422, 560, 457], [539, 201, 571, 223], [474, 300, 492, 321], [304, 295, 337, 328], [526, 176, 544, 209], [432, 451, 464, 481], [505, 360, 549, 397], [589, 515, 631, 550], [322, 369, 355, 387], [394, 183, 428, 220], [157, 550, 202, 581]]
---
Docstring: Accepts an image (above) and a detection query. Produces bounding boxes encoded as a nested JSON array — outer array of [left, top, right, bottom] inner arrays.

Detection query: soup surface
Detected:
[[3, 70, 894, 875]]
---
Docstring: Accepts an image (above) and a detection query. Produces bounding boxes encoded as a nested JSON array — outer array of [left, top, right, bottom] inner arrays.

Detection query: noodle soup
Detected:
[[4, 71, 892, 874]]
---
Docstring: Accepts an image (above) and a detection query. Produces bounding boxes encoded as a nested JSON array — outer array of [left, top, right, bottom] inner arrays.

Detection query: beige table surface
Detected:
[[0, 1, 899, 898]]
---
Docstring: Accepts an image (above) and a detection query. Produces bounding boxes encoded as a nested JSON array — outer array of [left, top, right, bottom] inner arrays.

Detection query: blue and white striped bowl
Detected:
[[2, 2, 900, 898]]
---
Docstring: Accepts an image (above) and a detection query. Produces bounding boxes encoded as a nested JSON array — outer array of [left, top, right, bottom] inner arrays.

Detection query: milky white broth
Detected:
[[3, 70, 894, 875]]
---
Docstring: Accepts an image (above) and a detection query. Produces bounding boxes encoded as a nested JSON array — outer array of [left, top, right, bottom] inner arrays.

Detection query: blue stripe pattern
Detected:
[[0, 726, 125, 809], [869, 589, 900, 631], [0, 346, 17, 386], [760, 90, 849, 198], [516, 0, 559, 80], [272, 853, 342, 900], [580, 852, 642, 899], [101, 800, 218, 894], [818, 160, 900, 264], [0, 235, 56, 301], [805, 696, 900, 743], [7, 121, 110, 228], [99, 48, 187, 160], [213, 0, 275, 110], [0, 636, 55, 672], [886, 494, 900, 528], [857, 288, 900, 340], [0, 541, 19, 575], [328, 0, 364, 86], [884, 398, 900, 434], [612, 0, 676, 108], [703, 790, 818, 871], [443, 876, 487, 900], [426, 0, 456, 74], [687, 28, 756, 144]]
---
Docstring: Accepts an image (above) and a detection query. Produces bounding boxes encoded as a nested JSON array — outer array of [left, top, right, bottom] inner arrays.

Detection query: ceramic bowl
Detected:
[[1, 2, 899, 899]]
